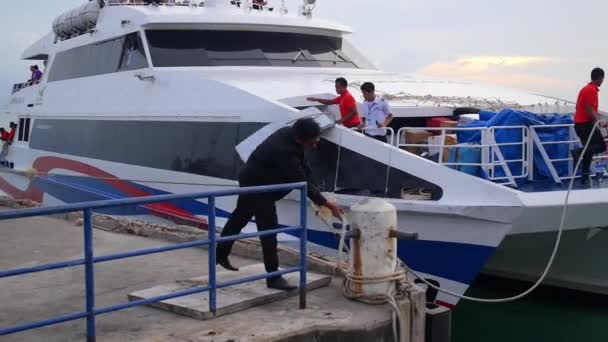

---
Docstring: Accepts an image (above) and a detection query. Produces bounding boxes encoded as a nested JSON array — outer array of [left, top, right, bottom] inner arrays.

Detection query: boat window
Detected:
[[119, 33, 149, 71], [17, 118, 31, 142], [306, 139, 443, 200], [145, 30, 363, 69], [17, 118, 25, 141], [29, 119, 265, 181], [48, 33, 148, 82], [24, 118, 31, 142]]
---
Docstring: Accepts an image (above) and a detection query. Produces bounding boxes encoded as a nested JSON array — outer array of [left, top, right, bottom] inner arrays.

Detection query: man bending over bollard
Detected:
[[216, 118, 344, 290]]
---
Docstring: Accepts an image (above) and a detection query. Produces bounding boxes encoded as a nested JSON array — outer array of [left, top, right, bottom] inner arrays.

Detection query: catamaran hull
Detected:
[[485, 228, 608, 294], [484, 197, 608, 294], [0, 149, 518, 308]]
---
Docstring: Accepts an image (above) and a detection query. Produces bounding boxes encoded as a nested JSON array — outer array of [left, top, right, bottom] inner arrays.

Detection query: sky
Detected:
[[1, 0, 607, 110]]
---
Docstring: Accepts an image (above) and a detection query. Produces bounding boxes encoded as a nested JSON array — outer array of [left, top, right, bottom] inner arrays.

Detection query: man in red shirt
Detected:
[[573, 67, 605, 183], [307, 77, 361, 128], [0, 128, 9, 142], [7, 122, 17, 143]]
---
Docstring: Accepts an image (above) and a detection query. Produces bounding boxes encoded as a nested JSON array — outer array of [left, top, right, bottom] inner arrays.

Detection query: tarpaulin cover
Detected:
[[459, 109, 574, 183]]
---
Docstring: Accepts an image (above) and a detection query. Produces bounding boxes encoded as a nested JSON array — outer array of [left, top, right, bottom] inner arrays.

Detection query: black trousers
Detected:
[[365, 134, 388, 143], [574, 122, 606, 175], [216, 193, 280, 275]]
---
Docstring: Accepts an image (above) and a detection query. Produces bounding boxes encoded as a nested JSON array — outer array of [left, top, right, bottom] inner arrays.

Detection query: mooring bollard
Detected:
[[339, 198, 425, 342], [348, 198, 400, 297]]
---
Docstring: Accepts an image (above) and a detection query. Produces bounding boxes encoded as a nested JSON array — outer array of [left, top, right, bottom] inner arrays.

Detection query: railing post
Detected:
[[83, 209, 96, 342], [207, 196, 217, 315], [528, 127, 535, 181], [299, 185, 308, 310], [438, 129, 446, 165], [481, 128, 492, 178]]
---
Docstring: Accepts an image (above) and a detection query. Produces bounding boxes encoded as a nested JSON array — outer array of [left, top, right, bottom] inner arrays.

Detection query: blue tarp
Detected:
[[458, 109, 574, 183]]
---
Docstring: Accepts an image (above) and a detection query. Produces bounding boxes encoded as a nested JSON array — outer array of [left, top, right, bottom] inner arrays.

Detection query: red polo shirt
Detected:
[[0, 131, 9, 141], [331, 90, 361, 128], [7, 128, 16, 142], [574, 82, 600, 124]]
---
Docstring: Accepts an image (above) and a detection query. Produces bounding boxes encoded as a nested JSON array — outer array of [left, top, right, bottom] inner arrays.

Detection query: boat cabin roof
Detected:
[[23, 1, 351, 59]]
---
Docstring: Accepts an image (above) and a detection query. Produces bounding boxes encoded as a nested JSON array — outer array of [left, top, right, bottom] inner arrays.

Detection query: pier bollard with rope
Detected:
[[315, 197, 427, 342]]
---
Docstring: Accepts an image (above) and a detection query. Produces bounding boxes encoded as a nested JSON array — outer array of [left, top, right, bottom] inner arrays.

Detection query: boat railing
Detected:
[[104, 0, 274, 11], [354, 127, 395, 146], [11, 83, 26, 95], [393, 123, 608, 186], [528, 123, 608, 183], [105, 0, 204, 6], [528, 124, 579, 183], [596, 126, 608, 164], [396, 126, 530, 187]]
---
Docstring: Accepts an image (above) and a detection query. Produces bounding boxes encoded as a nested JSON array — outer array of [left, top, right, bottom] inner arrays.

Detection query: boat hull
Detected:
[[484, 195, 608, 294], [485, 228, 608, 294], [0, 150, 517, 308]]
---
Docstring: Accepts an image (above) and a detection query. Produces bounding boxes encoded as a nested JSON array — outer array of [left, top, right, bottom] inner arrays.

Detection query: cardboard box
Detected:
[[428, 134, 458, 162], [403, 130, 433, 154], [439, 120, 457, 128], [442, 134, 458, 163], [426, 117, 452, 135], [439, 120, 458, 135]]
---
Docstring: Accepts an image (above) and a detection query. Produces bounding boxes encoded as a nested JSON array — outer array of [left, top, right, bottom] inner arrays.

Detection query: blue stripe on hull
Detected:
[[301, 228, 494, 285], [33, 176, 146, 216], [398, 240, 494, 285], [34, 175, 233, 218], [29, 175, 492, 286]]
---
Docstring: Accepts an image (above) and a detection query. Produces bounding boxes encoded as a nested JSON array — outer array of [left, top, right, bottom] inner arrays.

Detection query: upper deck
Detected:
[[21, 0, 351, 59], [9, 0, 599, 118]]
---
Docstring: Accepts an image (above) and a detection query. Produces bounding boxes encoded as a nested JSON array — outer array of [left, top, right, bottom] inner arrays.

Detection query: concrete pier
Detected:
[[0, 207, 426, 342], [128, 264, 331, 320]]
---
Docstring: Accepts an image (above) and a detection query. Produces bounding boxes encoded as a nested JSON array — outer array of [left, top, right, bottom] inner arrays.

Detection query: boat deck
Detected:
[[517, 176, 608, 193]]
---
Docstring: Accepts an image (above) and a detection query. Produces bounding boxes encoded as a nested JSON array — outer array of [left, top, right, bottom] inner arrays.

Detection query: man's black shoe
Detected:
[[267, 276, 297, 291], [217, 257, 239, 272]]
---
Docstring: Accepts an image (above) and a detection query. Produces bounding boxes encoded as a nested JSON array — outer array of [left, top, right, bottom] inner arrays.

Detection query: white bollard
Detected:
[[348, 198, 398, 298]]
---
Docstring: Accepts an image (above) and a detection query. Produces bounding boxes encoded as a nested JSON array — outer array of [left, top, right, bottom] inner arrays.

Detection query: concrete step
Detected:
[[128, 263, 331, 321]]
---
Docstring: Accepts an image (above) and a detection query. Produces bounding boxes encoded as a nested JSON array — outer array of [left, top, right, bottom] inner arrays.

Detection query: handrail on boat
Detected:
[[11, 83, 27, 95], [353, 127, 395, 146], [104, 0, 274, 11], [396, 126, 529, 186], [394, 123, 608, 186]]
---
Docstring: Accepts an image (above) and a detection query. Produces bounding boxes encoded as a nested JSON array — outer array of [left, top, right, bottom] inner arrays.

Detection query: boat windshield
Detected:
[[306, 138, 443, 200], [145, 30, 364, 69]]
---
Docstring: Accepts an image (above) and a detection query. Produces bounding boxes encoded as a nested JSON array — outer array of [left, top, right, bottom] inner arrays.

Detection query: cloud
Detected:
[[6, 31, 41, 52], [417, 55, 576, 99], [420, 56, 553, 76]]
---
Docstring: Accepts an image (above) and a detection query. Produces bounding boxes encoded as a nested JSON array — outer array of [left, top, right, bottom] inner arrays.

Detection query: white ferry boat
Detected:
[[3, 0, 608, 307]]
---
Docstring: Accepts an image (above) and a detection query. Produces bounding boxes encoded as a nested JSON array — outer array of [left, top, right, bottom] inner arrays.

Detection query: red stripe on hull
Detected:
[[0, 157, 207, 228]]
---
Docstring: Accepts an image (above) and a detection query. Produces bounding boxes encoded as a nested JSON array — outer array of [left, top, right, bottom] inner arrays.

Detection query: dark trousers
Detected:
[[365, 134, 388, 143], [216, 193, 280, 275], [574, 122, 606, 175]]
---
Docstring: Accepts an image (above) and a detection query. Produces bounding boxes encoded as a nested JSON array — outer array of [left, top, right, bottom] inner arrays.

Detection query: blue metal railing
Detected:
[[0, 182, 308, 342]]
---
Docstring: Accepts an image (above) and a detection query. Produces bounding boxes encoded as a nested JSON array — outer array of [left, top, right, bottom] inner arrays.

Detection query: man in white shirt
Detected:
[[360, 82, 393, 143]]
